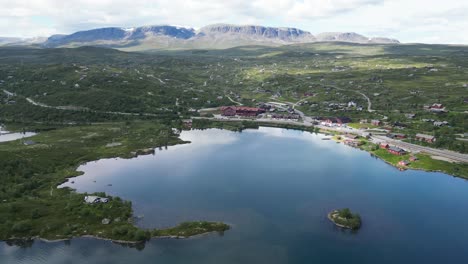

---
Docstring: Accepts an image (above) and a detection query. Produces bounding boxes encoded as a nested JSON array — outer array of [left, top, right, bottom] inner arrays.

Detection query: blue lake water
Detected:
[[2, 127, 468, 263]]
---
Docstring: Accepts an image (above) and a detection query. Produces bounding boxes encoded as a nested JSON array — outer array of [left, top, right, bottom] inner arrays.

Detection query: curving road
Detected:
[[25, 97, 160, 117], [356, 91, 374, 112], [326, 84, 374, 112], [227, 96, 243, 106]]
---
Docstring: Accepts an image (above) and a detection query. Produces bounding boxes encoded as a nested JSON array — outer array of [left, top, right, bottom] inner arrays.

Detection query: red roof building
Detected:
[[380, 143, 390, 149], [371, 120, 381, 126], [220, 106, 237, 116], [430, 103, 444, 109], [398, 160, 410, 166], [415, 133, 436, 143], [388, 146, 407, 156], [321, 117, 352, 126]]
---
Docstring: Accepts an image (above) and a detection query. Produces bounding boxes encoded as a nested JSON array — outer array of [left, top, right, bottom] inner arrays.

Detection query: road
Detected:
[[227, 96, 243, 106], [372, 135, 468, 163], [355, 91, 374, 112], [25, 97, 160, 117], [7, 89, 468, 163], [314, 124, 468, 163], [2, 89, 15, 97], [326, 84, 374, 112]]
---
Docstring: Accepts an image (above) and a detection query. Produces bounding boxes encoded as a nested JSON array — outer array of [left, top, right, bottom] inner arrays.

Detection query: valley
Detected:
[[0, 40, 467, 248]]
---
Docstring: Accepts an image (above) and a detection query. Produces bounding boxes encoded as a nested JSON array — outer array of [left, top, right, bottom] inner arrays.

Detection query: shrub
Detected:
[[12, 220, 32, 233]]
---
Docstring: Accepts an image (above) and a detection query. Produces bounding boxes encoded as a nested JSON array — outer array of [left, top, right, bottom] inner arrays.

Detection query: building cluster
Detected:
[[270, 113, 300, 120], [220, 102, 301, 121], [318, 117, 352, 127], [343, 134, 361, 147], [380, 143, 407, 155], [386, 133, 407, 139], [371, 120, 381, 126], [220, 106, 265, 117], [425, 103, 447, 113]]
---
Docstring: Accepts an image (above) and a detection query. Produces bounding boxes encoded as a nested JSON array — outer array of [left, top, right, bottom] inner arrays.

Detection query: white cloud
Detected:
[[0, 0, 467, 44]]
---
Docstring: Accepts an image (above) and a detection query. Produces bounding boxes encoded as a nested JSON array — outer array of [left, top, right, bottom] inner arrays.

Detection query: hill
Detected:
[[22, 23, 403, 50]]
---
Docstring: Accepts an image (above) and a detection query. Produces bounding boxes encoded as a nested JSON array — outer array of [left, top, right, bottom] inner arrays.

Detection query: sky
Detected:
[[1, 0, 467, 44]]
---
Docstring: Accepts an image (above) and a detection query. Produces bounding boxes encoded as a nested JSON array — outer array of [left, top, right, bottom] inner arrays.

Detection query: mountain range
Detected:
[[1, 24, 400, 50]]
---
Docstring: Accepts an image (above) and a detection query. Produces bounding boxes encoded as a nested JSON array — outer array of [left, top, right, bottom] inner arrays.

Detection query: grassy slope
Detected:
[[371, 148, 468, 178]]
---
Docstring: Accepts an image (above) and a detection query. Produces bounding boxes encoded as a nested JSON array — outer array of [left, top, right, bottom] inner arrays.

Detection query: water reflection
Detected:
[[6, 127, 468, 264], [0, 132, 37, 143], [179, 128, 239, 146]]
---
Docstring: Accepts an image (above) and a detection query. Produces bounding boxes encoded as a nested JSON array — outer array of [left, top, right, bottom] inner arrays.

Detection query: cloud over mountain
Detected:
[[0, 0, 467, 44]]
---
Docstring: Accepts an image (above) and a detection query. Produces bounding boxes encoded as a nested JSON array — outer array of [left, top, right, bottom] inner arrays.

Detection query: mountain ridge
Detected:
[[3, 23, 400, 50]]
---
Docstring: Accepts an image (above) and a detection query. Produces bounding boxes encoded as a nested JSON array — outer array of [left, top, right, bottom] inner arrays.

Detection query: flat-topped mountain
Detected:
[[198, 24, 316, 42], [7, 23, 399, 50]]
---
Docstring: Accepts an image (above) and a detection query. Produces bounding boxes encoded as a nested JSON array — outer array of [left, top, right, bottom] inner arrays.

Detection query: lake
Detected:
[[2, 127, 468, 263], [0, 132, 37, 143]]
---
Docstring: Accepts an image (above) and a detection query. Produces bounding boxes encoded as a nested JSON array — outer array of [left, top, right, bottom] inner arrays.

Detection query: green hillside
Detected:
[[1, 43, 467, 151]]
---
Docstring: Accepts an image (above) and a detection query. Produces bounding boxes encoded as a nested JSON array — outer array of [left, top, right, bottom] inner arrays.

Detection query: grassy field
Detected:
[[371, 148, 468, 178], [0, 121, 228, 243], [1, 44, 465, 152]]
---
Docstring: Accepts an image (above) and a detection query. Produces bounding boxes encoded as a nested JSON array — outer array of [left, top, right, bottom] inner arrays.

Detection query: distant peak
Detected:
[[31, 23, 400, 50]]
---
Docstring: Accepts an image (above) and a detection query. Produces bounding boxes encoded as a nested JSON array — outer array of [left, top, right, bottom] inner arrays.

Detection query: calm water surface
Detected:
[[0, 132, 36, 143], [2, 127, 468, 263]]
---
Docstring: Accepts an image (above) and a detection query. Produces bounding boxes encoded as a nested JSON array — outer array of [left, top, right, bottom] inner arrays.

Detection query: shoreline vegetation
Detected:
[[328, 209, 362, 230], [0, 121, 229, 246]]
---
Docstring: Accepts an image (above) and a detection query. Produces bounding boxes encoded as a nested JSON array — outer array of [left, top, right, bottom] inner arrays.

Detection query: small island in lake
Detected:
[[328, 208, 362, 230]]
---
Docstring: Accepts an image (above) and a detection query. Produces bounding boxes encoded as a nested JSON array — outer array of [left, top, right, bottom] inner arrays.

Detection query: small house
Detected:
[[433, 121, 449, 127], [429, 103, 446, 113], [348, 101, 357, 108], [345, 134, 359, 140], [430, 103, 444, 109], [388, 146, 406, 156], [220, 106, 237, 116], [415, 133, 436, 143], [344, 139, 360, 147], [182, 119, 192, 129], [387, 133, 406, 139], [380, 143, 390, 149], [398, 160, 410, 166], [371, 120, 381, 126], [235, 106, 264, 117]]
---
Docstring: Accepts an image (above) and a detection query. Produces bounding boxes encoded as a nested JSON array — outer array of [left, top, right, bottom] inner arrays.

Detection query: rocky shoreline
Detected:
[[5, 229, 226, 246], [328, 211, 351, 229], [327, 209, 361, 230]]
